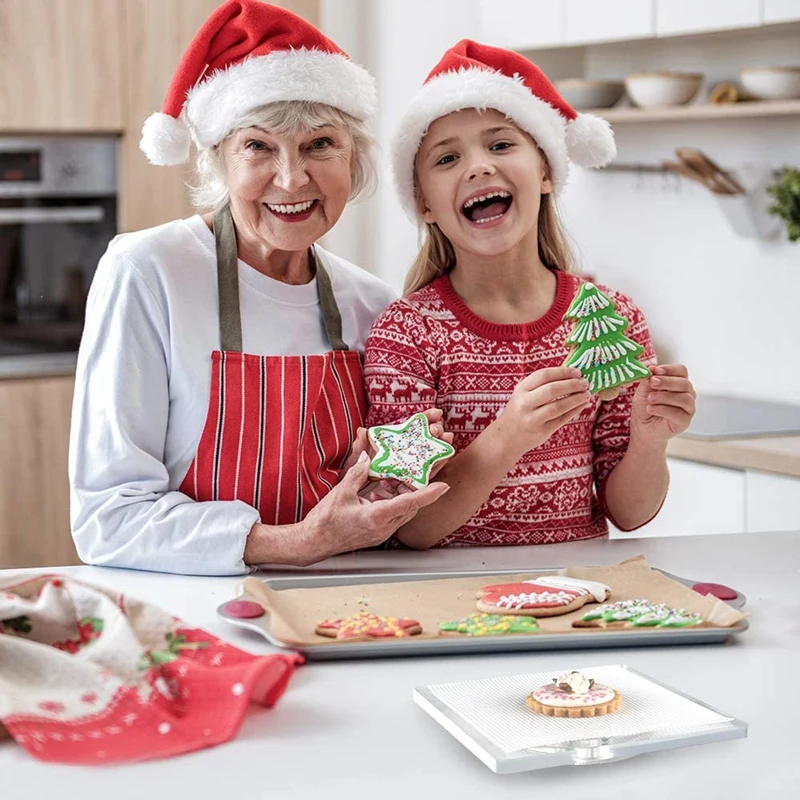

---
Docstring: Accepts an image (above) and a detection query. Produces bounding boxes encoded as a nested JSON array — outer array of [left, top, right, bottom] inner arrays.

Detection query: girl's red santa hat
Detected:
[[140, 0, 376, 166], [392, 39, 616, 219]]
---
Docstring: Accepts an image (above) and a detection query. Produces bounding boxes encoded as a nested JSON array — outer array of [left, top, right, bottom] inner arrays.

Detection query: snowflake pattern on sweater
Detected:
[[364, 271, 657, 547]]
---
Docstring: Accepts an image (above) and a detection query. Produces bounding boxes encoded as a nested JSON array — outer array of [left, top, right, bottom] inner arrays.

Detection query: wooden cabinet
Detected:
[[762, 0, 800, 24], [479, 0, 565, 50], [119, 0, 320, 232], [564, 0, 655, 45], [745, 470, 800, 533], [118, 0, 223, 233], [609, 458, 747, 539], [0, 376, 79, 569], [655, 0, 761, 37], [0, 0, 124, 131]]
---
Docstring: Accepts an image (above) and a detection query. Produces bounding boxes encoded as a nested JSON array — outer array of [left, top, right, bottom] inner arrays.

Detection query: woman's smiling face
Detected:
[[220, 123, 354, 253]]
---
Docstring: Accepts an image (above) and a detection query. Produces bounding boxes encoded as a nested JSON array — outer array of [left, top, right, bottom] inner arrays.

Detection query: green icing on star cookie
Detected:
[[367, 412, 455, 490], [439, 613, 540, 636], [563, 282, 650, 395]]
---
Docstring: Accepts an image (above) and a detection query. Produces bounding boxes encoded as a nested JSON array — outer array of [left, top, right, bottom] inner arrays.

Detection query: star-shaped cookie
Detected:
[[367, 412, 455, 490]]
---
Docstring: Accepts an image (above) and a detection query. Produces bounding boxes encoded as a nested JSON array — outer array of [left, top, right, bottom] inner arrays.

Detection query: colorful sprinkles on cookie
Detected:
[[579, 599, 703, 628], [367, 412, 455, 490], [439, 613, 540, 636], [315, 611, 422, 640], [563, 282, 650, 395]]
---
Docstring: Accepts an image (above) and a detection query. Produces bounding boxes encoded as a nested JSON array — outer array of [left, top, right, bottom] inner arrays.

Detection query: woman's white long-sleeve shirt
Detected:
[[69, 215, 396, 576]]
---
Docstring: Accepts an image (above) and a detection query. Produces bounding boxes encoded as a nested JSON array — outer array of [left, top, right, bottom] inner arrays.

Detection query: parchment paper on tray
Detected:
[[243, 555, 746, 647]]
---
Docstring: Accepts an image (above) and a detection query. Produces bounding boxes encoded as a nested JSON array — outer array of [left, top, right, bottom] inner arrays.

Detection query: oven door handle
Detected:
[[0, 206, 105, 225]]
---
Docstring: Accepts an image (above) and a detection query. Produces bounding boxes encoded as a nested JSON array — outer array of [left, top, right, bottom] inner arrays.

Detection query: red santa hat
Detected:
[[392, 39, 616, 219], [140, 0, 376, 166]]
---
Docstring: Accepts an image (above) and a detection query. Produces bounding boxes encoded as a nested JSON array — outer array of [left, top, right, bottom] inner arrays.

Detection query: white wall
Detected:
[[321, 4, 800, 405]]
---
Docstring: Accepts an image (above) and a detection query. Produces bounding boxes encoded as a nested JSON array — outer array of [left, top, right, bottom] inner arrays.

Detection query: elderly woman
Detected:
[[68, 1, 448, 576]]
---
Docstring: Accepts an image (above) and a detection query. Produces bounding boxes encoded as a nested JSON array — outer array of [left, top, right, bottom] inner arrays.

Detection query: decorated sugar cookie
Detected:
[[476, 576, 611, 617], [367, 412, 455, 490], [526, 671, 621, 718], [314, 611, 422, 640], [563, 282, 650, 401], [439, 613, 540, 637], [574, 599, 704, 629]]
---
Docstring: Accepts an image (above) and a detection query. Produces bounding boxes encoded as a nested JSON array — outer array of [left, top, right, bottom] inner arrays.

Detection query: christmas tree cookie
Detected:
[[367, 412, 455, 490], [439, 613, 540, 636], [563, 282, 650, 400]]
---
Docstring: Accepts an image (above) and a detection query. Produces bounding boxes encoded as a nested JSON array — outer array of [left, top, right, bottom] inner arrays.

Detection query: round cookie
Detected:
[[526, 671, 621, 718], [315, 611, 422, 640], [476, 576, 610, 617]]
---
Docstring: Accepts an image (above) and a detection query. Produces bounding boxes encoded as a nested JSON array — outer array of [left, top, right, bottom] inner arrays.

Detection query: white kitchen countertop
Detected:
[[1, 531, 797, 799]]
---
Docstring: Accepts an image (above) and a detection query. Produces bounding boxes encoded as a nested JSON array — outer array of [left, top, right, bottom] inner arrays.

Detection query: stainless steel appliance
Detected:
[[0, 136, 117, 361]]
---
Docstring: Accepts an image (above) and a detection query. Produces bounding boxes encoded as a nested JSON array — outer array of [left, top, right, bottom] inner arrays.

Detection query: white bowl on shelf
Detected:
[[554, 79, 625, 110], [740, 66, 800, 100], [624, 72, 703, 108]]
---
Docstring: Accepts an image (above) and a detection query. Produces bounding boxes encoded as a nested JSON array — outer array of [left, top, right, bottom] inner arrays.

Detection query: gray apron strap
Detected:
[[213, 206, 243, 353], [213, 206, 350, 353], [312, 247, 348, 352]]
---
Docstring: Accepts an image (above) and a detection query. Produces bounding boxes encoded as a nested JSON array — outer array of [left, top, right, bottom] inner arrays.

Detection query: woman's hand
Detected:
[[630, 364, 696, 448], [490, 367, 591, 458], [341, 408, 454, 501], [296, 452, 450, 564]]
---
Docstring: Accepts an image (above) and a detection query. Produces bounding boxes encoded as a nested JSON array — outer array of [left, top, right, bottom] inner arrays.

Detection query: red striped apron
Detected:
[[179, 206, 366, 525]]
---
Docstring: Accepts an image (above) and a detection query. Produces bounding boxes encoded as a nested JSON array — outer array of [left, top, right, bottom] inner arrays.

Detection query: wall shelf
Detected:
[[588, 98, 800, 123]]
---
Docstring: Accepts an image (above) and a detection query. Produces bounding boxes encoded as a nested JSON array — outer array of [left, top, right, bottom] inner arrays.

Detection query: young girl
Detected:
[[364, 40, 696, 549]]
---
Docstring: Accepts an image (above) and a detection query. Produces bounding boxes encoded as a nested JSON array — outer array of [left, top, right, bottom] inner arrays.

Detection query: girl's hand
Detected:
[[630, 364, 696, 447], [492, 367, 592, 457]]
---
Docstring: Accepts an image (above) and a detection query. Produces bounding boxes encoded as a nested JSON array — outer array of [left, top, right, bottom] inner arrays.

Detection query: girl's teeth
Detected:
[[474, 213, 504, 224]]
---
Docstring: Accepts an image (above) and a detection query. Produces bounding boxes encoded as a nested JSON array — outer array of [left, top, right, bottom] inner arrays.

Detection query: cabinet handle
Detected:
[[0, 206, 105, 225]]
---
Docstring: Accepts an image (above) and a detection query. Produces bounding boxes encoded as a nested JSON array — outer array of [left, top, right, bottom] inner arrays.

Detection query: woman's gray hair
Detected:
[[189, 101, 377, 213]]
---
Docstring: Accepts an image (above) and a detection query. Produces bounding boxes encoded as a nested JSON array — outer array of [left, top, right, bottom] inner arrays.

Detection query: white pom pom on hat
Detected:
[[139, 0, 376, 166], [391, 39, 616, 220]]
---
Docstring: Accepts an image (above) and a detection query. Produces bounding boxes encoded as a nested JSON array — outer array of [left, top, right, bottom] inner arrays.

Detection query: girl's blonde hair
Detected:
[[403, 144, 575, 296]]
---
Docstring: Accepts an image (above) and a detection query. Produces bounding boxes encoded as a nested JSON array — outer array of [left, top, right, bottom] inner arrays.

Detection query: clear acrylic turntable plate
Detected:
[[413, 664, 747, 773]]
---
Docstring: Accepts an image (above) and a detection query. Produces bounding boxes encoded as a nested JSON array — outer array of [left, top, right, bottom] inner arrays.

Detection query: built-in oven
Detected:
[[0, 136, 117, 363]]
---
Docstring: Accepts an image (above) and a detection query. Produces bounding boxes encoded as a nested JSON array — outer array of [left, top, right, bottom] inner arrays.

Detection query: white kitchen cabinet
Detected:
[[564, 0, 655, 45], [609, 458, 746, 539], [656, 0, 761, 37], [762, 0, 800, 24], [478, 0, 564, 50], [745, 470, 800, 533]]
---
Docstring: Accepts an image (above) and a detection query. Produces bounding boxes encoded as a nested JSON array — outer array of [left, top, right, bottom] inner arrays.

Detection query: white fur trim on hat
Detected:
[[392, 68, 615, 220], [185, 48, 377, 150], [140, 112, 193, 166]]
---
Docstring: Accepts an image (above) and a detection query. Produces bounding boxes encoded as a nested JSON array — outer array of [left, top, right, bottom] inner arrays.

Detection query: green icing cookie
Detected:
[[581, 600, 704, 628], [563, 282, 650, 395], [439, 613, 540, 636], [368, 412, 455, 489]]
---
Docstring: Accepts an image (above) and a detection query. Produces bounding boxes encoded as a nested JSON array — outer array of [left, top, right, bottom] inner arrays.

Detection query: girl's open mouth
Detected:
[[460, 190, 513, 226]]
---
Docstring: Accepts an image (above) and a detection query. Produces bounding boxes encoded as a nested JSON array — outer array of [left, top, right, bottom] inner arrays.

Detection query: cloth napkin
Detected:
[[0, 573, 301, 764]]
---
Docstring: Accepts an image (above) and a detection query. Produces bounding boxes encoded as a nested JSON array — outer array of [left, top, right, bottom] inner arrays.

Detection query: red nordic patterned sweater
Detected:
[[364, 270, 657, 547]]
